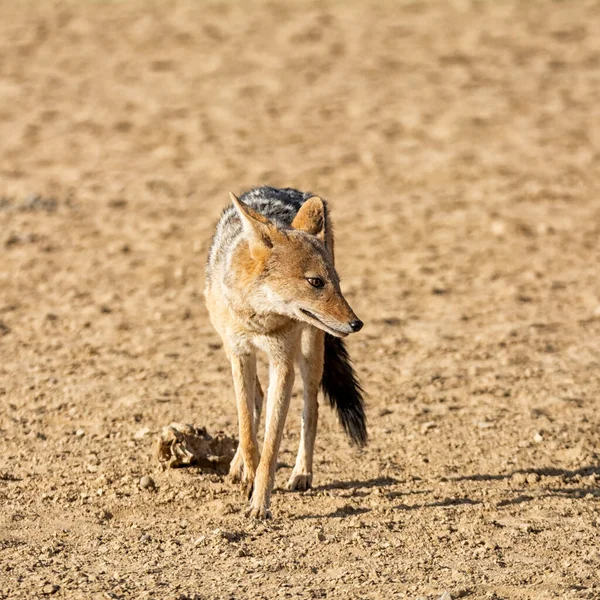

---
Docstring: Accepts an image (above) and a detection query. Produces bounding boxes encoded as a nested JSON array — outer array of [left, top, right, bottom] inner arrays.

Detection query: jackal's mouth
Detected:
[[299, 308, 348, 337], [300, 308, 320, 321]]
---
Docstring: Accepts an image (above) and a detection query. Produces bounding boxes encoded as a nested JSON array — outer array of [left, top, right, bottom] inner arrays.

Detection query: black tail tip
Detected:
[[321, 334, 368, 447], [347, 422, 368, 447]]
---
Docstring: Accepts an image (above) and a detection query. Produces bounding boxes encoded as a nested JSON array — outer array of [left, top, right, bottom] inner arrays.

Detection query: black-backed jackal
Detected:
[[205, 187, 366, 518]]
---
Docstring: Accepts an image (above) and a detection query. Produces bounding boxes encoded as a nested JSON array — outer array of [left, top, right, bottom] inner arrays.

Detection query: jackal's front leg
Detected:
[[228, 377, 264, 484], [247, 357, 295, 519], [229, 353, 260, 499], [288, 328, 324, 491]]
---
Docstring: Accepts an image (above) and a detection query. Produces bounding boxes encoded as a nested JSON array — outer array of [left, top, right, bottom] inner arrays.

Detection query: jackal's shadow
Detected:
[[314, 476, 399, 491]]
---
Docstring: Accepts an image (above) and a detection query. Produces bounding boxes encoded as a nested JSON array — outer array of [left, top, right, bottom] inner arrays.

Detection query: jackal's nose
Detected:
[[349, 319, 363, 332]]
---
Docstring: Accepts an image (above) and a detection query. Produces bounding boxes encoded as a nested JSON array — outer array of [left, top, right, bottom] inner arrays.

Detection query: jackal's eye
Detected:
[[306, 277, 324, 289]]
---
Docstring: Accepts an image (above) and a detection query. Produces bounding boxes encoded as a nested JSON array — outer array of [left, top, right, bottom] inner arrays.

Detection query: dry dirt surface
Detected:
[[1, 0, 600, 598]]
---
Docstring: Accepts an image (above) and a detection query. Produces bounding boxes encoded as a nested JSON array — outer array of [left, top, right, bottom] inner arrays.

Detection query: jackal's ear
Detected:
[[230, 192, 276, 256], [291, 196, 326, 242]]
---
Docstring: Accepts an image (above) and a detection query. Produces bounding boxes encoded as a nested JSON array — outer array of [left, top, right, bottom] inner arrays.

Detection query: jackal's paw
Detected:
[[227, 452, 244, 485], [240, 469, 256, 500], [286, 471, 313, 492], [244, 503, 272, 520]]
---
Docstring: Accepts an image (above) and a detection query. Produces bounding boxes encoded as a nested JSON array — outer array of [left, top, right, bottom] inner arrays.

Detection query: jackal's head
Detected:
[[230, 193, 363, 338]]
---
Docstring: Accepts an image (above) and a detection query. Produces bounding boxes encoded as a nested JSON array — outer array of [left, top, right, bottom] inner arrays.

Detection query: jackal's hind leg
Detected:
[[288, 328, 324, 492], [229, 377, 263, 484]]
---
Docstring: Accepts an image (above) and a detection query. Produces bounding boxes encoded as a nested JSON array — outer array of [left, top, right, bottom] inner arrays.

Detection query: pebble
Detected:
[[315, 529, 326, 542], [42, 584, 59, 595], [490, 221, 506, 237], [220, 530, 240, 542], [431, 284, 449, 295], [533, 432, 543, 443], [75, 429, 85, 438], [139, 475, 155, 490], [96, 509, 113, 523], [134, 427, 150, 440], [513, 473, 527, 485], [526, 473, 540, 484], [217, 501, 236, 516], [139, 534, 151, 543], [439, 593, 453, 600], [421, 421, 436, 434]]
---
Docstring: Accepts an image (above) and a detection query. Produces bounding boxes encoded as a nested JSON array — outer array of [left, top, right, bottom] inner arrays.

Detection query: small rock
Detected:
[[194, 536, 206, 546], [513, 473, 527, 485], [315, 529, 326, 542], [439, 593, 453, 600], [421, 421, 436, 434], [42, 584, 59, 595], [431, 284, 449, 295], [526, 473, 540, 484], [490, 221, 506, 237], [217, 501, 236, 516], [139, 475, 155, 490], [96, 509, 113, 523], [134, 427, 150, 440], [536, 223, 549, 235], [139, 534, 151, 543], [533, 432, 543, 443], [75, 429, 85, 438], [220, 530, 241, 542]]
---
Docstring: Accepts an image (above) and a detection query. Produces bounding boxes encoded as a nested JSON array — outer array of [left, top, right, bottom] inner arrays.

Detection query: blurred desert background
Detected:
[[1, 0, 600, 598]]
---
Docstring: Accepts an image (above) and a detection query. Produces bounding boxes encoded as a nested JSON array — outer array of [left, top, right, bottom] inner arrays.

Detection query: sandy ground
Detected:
[[1, 0, 600, 598]]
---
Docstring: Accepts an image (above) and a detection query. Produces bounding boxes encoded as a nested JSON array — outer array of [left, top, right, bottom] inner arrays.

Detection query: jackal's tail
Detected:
[[321, 333, 367, 446]]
